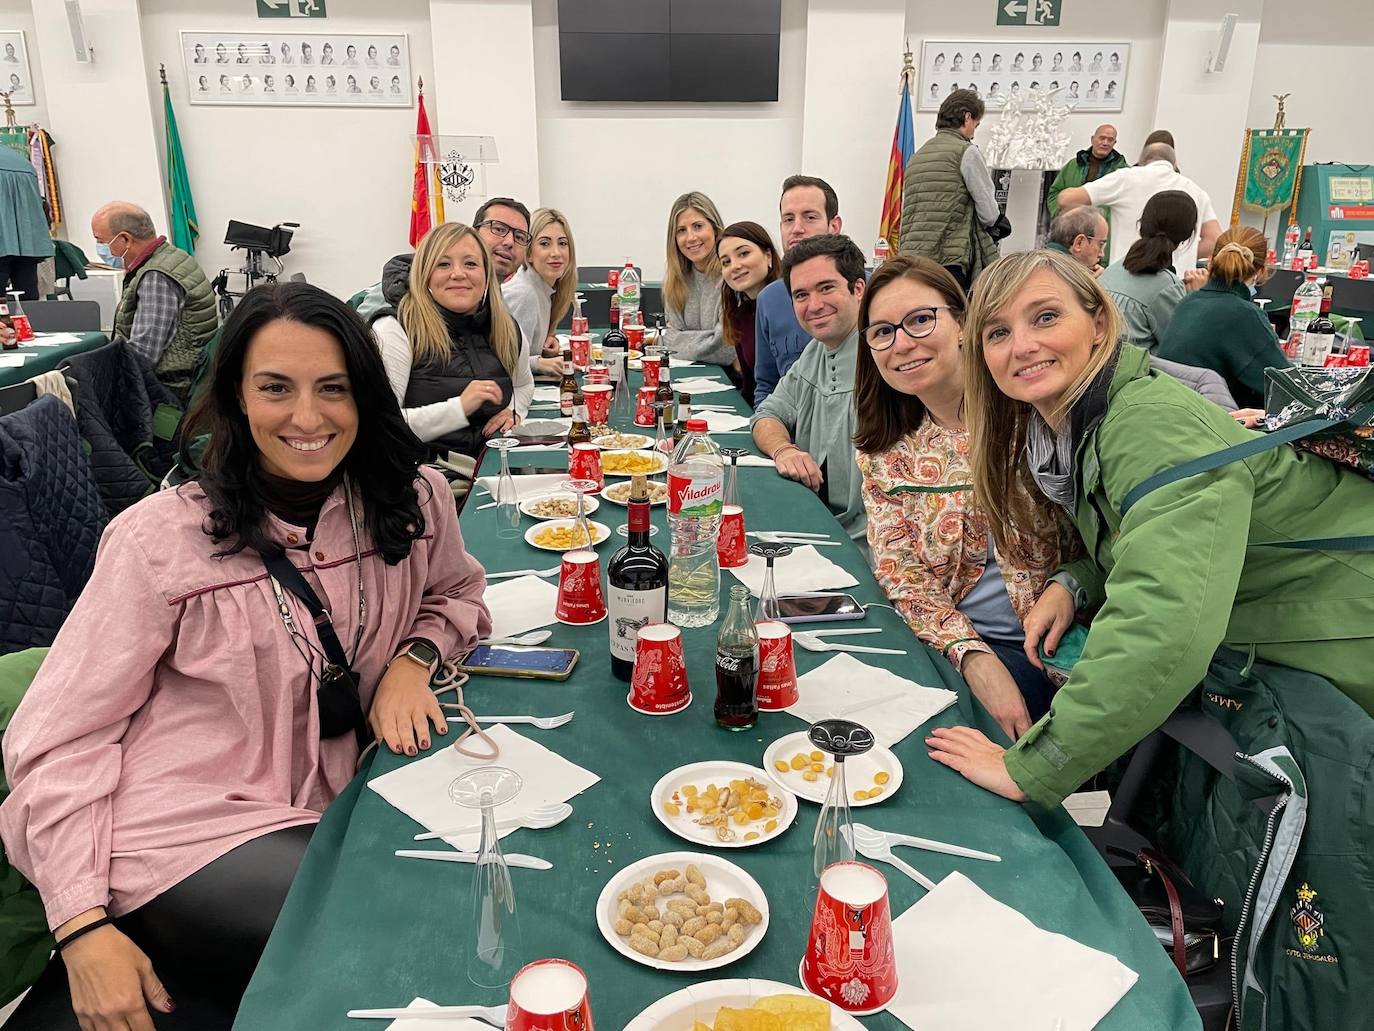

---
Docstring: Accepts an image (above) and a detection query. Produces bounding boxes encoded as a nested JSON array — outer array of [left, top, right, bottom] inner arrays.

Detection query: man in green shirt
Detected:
[[750, 234, 868, 552]]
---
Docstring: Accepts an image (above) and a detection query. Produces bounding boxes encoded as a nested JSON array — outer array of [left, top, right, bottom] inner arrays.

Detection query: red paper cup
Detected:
[[717, 504, 747, 567], [1323, 353, 1346, 368], [625, 324, 645, 352], [641, 353, 662, 387], [568, 443, 604, 490], [570, 334, 591, 369], [555, 550, 606, 625], [12, 315, 32, 342], [634, 386, 658, 427], [582, 384, 612, 424], [628, 622, 691, 714], [756, 620, 798, 709], [506, 959, 595, 1031], [1348, 345, 1370, 367], [800, 861, 899, 1015]]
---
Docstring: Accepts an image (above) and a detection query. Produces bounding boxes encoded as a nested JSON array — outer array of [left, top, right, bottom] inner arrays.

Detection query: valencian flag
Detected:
[[878, 62, 916, 254], [161, 68, 198, 253], [1236, 127, 1309, 214], [409, 83, 445, 245]]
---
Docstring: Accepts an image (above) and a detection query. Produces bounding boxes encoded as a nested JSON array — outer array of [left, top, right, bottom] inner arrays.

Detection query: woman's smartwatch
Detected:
[[397, 638, 440, 673]]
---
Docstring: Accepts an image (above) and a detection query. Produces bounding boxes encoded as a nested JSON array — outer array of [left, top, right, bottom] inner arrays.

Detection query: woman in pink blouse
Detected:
[[1, 283, 491, 1029], [855, 257, 1075, 743]]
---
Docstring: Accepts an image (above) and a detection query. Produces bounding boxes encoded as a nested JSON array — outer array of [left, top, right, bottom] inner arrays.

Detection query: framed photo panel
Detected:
[[918, 41, 1129, 113], [0, 31, 35, 106]]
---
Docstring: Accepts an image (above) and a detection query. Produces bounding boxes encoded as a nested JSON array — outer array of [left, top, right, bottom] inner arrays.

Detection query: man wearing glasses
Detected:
[[751, 234, 869, 552], [1045, 207, 1108, 276]]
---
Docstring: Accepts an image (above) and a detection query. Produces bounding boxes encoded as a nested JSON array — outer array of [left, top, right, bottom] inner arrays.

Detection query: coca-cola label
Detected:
[[668, 472, 722, 517]]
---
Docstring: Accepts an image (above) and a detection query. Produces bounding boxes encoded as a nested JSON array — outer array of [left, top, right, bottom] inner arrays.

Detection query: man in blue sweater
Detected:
[[753, 175, 842, 405]]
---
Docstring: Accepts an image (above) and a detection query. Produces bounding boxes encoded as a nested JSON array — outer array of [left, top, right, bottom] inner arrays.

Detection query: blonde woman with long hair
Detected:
[[661, 191, 734, 366], [504, 207, 578, 377], [928, 249, 1374, 809], [371, 222, 533, 463]]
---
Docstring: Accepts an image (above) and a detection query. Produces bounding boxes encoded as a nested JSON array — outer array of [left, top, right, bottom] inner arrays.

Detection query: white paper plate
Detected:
[[600, 449, 669, 477], [625, 978, 862, 1031], [600, 479, 669, 506], [761, 731, 903, 807], [591, 432, 652, 451], [523, 519, 611, 552], [517, 493, 600, 520], [595, 852, 769, 973], [651, 761, 797, 849]]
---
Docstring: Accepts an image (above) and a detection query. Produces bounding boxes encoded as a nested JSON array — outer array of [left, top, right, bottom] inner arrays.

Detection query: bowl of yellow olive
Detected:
[[524, 519, 611, 552], [761, 731, 903, 806]]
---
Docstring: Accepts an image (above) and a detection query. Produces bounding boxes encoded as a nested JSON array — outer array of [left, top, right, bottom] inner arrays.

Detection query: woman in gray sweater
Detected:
[[661, 191, 735, 368], [503, 207, 577, 377]]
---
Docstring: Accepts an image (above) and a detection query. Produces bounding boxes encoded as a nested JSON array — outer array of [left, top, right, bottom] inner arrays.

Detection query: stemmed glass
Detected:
[[449, 766, 525, 988], [487, 436, 522, 539], [720, 448, 747, 507], [561, 477, 598, 549], [651, 401, 673, 455], [809, 719, 875, 882], [748, 540, 792, 622]]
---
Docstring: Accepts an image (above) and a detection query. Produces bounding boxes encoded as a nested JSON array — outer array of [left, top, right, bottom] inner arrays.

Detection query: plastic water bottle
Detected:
[[1281, 222, 1301, 269], [1285, 273, 1322, 359], [667, 418, 723, 628], [617, 259, 641, 331], [874, 237, 890, 267]]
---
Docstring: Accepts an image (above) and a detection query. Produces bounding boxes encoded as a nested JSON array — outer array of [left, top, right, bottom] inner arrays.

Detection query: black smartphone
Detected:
[[457, 645, 580, 680], [774, 593, 866, 624]]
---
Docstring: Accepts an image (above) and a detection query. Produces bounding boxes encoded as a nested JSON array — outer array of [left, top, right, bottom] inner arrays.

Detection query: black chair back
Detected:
[[23, 300, 102, 333]]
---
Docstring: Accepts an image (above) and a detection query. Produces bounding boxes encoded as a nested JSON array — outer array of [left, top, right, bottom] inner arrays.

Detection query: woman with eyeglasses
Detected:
[[855, 257, 1069, 741], [503, 208, 578, 378], [370, 223, 533, 480], [0, 283, 490, 1030], [661, 192, 734, 367], [1098, 190, 1199, 352]]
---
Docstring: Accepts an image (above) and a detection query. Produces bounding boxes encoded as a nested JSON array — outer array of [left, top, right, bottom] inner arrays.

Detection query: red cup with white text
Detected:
[[800, 862, 899, 1015], [640, 353, 662, 388], [568, 442, 605, 491], [506, 958, 595, 1031], [555, 550, 607, 626], [634, 386, 658, 427], [582, 384, 612, 424], [717, 504, 747, 567], [628, 622, 691, 714], [570, 334, 591, 370], [755, 620, 798, 709], [625, 324, 645, 354]]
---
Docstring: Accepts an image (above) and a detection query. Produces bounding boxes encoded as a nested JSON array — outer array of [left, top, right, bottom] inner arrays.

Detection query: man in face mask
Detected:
[[90, 202, 218, 402]]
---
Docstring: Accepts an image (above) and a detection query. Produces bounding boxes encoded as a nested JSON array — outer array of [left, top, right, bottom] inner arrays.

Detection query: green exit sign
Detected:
[[256, 0, 327, 17], [997, 0, 1061, 26]]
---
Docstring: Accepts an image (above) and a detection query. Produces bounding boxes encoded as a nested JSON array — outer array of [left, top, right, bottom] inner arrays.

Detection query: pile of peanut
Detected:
[[612, 862, 763, 963]]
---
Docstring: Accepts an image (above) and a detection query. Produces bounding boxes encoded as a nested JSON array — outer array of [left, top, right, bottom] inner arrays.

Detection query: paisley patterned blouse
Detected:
[[857, 417, 1064, 671]]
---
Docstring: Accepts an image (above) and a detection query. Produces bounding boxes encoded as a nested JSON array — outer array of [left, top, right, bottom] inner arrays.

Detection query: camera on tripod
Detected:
[[223, 220, 298, 259]]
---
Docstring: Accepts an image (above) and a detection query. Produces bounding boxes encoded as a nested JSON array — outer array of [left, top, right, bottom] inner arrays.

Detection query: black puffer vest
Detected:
[[403, 304, 512, 459]]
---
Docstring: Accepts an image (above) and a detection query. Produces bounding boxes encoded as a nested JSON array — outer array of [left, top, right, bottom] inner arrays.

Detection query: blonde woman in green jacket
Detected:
[[927, 249, 1374, 808]]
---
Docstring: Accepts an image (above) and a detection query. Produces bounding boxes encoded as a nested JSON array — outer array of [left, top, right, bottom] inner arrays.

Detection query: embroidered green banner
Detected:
[[1239, 128, 1309, 212]]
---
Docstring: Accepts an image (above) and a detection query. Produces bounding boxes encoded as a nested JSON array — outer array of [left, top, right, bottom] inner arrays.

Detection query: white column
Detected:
[[29, 0, 165, 254], [1151, 0, 1263, 225], [799, 0, 907, 255], [427, 0, 541, 223]]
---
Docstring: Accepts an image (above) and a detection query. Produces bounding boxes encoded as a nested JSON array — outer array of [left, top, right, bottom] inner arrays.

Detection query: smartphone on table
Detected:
[[773, 593, 866, 624], [457, 645, 580, 680]]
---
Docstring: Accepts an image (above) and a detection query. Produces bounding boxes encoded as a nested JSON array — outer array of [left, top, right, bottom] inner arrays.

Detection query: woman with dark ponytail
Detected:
[[1157, 225, 1291, 408], [1098, 189, 1198, 350]]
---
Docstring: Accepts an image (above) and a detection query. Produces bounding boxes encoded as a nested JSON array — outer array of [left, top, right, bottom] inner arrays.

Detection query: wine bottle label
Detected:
[[608, 586, 667, 662]]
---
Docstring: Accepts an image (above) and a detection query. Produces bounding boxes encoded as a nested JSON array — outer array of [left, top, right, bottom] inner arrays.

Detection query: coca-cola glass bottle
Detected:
[[714, 585, 760, 731]]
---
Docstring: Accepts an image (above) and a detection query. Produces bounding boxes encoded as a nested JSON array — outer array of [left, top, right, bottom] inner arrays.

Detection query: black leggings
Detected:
[[8, 823, 314, 1030]]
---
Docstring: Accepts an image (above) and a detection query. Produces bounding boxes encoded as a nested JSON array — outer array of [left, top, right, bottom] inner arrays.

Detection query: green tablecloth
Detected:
[[235, 372, 1199, 1030], [0, 332, 107, 389]]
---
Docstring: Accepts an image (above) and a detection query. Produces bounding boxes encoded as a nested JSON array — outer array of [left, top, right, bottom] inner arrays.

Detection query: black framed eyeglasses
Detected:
[[476, 219, 532, 247], [862, 305, 958, 350]]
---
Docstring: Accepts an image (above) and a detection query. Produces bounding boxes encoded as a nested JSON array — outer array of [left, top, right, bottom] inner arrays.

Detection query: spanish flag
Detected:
[[878, 71, 915, 255], [409, 84, 442, 246]]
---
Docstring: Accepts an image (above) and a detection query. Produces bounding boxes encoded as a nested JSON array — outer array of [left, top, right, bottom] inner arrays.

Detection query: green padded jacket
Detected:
[[113, 240, 217, 402], [897, 128, 998, 278]]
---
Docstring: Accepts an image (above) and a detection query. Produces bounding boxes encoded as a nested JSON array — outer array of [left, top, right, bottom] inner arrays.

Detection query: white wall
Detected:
[[138, 0, 436, 296], [530, 0, 808, 280]]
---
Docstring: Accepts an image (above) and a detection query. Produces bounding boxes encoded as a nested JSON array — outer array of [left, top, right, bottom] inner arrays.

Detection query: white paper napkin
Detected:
[[0, 354, 25, 368], [369, 725, 600, 852], [531, 385, 562, 403], [888, 872, 1139, 1030], [727, 544, 858, 596], [384, 997, 492, 1030], [672, 377, 736, 395], [474, 473, 569, 501], [481, 574, 559, 639], [33, 332, 83, 344], [511, 443, 569, 453], [735, 454, 776, 467], [784, 653, 957, 747], [700, 411, 752, 432]]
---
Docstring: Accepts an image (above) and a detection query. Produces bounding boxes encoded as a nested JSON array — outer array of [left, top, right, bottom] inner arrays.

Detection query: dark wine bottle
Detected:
[[607, 474, 669, 681]]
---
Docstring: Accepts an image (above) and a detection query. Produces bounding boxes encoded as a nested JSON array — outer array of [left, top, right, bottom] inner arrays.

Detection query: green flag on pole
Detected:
[[161, 68, 199, 253]]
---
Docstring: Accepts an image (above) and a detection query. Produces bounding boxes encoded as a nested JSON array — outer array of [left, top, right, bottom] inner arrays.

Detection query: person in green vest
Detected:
[[90, 202, 217, 403], [1045, 124, 1127, 220], [926, 248, 1374, 809], [0, 144, 54, 301], [898, 89, 1003, 292]]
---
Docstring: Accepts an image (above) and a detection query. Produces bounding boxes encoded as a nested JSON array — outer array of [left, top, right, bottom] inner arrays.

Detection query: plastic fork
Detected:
[[746, 530, 830, 539], [481, 631, 553, 646], [347, 1003, 508, 1023], [751, 533, 843, 547], [801, 628, 884, 638], [792, 633, 907, 656], [852, 820, 1001, 863], [484, 566, 561, 580], [460, 712, 575, 730], [846, 825, 937, 890], [414, 801, 573, 841]]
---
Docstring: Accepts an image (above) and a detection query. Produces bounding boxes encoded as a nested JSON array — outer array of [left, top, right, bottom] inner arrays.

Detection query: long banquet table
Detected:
[[234, 358, 1200, 1030]]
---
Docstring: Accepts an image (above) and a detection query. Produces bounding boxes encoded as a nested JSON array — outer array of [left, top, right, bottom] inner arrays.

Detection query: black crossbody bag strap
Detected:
[[263, 551, 368, 746]]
